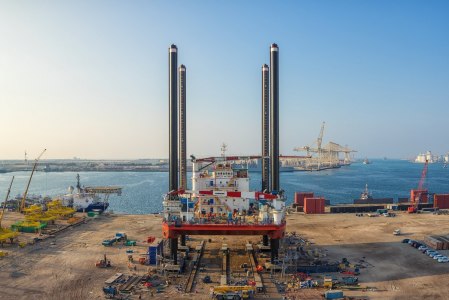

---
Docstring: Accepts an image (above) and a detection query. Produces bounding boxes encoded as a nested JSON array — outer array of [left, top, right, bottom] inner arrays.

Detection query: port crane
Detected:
[[408, 160, 429, 213], [294, 121, 325, 156], [293, 122, 356, 170], [20, 149, 46, 212]]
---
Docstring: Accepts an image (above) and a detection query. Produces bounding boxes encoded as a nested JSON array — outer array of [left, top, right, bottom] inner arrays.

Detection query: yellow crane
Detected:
[[0, 176, 14, 228], [0, 176, 19, 244], [20, 149, 46, 212]]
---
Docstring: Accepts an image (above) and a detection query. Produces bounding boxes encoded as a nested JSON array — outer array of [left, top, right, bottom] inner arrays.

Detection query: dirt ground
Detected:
[[286, 212, 449, 300], [0, 211, 448, 300]]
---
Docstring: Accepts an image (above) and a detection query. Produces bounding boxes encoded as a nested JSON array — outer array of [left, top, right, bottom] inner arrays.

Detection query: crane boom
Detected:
[[1, 176, 15, 228], [20, 149, 46, 212], [317, 121, 325, 151], [417, 160, 428, 190]]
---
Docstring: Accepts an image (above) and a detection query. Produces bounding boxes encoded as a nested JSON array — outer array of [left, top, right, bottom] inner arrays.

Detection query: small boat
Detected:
[[360, 184, 373, 200], [363, 158, 370, 165]]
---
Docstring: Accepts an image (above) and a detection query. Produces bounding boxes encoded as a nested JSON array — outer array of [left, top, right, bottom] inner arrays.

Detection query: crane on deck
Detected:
[[20, 149, 46, 213], [408, 160, 429, 213]]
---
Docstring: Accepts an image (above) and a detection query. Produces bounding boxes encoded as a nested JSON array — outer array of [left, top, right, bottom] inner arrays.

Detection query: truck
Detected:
[[213, 285, 255, 300], [102, 239, 116, 246], [102, 233, 128, 246], [341, 276, 358, 285]]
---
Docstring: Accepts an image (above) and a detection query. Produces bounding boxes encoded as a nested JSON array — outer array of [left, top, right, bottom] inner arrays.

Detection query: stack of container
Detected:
[[304, 197, 325, 214], [398, 197, 409, 203], [410, 189, 428, 203], [434, 194, 449, 209], [425, 235, 449, 250], [147, 238, 163, 265], [294, 192, 314, 212]]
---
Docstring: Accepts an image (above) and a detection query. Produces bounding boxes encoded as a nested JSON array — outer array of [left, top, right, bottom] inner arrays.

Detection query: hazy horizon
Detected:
[[1, 1, 448, 160]]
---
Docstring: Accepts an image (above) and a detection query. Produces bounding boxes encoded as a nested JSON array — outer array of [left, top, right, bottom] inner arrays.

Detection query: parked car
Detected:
[[429, 252, 440, 258], [426, 249, 437, 255], [433, 255, 445, 260], [419, 247, 429, 253], [438, 257, 449, 263]]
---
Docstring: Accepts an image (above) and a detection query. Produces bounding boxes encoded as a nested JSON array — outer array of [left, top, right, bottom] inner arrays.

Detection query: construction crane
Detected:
[[0, 176, 14, 228], [20, 149, 46, 212], [408, 160, 429, 213]]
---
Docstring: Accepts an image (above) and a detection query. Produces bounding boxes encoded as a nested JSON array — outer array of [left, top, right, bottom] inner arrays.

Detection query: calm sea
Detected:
[[0, 159, 447, 214]]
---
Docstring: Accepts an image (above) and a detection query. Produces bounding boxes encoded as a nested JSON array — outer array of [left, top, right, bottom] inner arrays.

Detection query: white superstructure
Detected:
[[163, 156, 286, 225], [415, 151, 436, 163]]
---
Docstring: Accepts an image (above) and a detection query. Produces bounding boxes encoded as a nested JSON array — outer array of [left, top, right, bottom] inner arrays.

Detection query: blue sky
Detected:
[[0, 1, 448, 159]]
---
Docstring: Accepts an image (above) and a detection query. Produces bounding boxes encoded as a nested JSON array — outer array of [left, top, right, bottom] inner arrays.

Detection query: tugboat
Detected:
[[360, 184, 373, 200]]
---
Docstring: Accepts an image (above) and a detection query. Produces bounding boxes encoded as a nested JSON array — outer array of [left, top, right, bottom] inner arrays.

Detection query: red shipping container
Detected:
[[434, 194, 449, 209], [294, 192, 314, 206], [314, 198, 325, 214], [410, 189, 428, 204], [304, 197, 316, 214]]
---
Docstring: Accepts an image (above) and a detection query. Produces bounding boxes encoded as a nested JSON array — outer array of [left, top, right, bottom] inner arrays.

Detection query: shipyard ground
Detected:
[[0, 212, 449, 299]]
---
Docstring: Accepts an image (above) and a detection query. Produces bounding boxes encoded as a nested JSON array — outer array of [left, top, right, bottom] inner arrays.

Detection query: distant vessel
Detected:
[[360, 184, 373, 200], [363, 158, 370, 165], [60, 174, 122, 213], [415, 151, 436, 163]]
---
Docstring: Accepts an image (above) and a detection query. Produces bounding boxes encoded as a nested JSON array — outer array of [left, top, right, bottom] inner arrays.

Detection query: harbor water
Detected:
[[0, 159, 447, 214]]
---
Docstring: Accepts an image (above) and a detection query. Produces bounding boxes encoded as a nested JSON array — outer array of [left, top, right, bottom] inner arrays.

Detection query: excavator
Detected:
[[408, 160, 429, 213]]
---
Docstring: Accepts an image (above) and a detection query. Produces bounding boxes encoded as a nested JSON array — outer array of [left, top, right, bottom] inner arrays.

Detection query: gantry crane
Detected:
[[293, 122, 356, 170], [20, 149, 46, 212], [294, 122, 325, 155], [316, 121, 325, 157]]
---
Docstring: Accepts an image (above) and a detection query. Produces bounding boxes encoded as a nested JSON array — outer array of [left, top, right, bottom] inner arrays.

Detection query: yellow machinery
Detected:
[[22, 200, 75, 224], [25, 212, 57, 223], [46, 199, 76, 218], [22, 204, 42, 215], [323, 276, 333, 288], [20, 149, 46, 212], [213, 286, 256, 300], [0, 177, 19, 243]]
